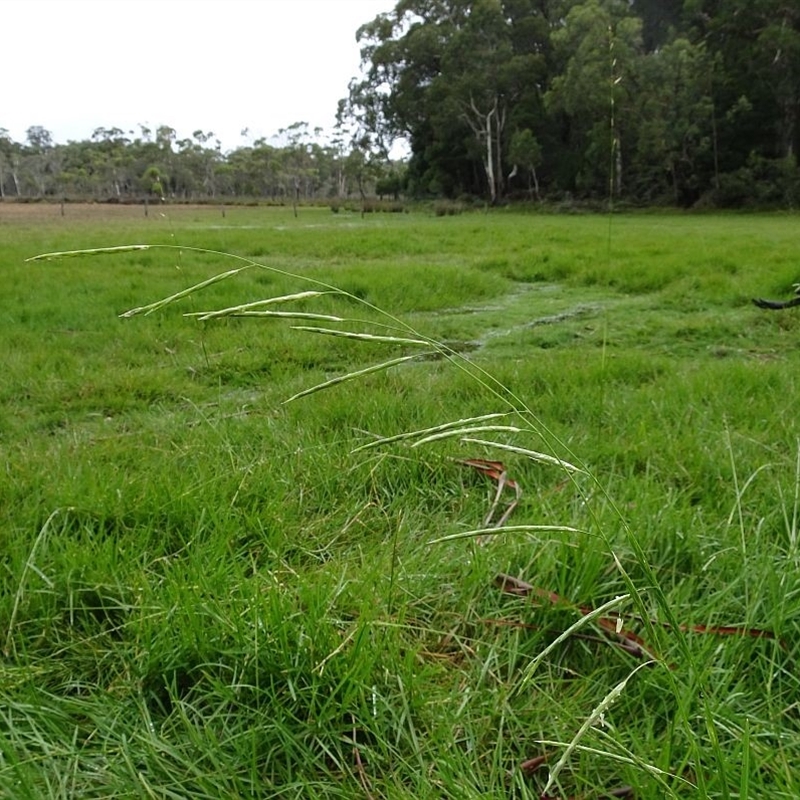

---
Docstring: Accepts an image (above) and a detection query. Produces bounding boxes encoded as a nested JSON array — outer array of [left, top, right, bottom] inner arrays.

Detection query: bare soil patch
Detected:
[[0, 201, 220, 224]]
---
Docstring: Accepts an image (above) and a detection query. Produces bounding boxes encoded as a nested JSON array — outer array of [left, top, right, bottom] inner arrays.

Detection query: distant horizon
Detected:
[[4, 120, 410, 161], [4, 121, 356, 151]]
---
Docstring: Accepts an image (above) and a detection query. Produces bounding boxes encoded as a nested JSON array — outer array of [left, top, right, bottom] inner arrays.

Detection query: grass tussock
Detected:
[[2, 205, 800, 797]]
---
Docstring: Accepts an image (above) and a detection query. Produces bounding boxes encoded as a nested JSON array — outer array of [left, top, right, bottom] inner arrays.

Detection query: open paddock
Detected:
[[2, 207, 799, 797]]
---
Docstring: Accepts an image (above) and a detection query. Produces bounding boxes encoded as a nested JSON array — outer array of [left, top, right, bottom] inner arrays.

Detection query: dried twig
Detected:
[[351, 723, 375, 800], [495, 573, 658, 661], [495, 572, 782, 662], [458, 458, 522, 533], [520, 753, 549, 775]]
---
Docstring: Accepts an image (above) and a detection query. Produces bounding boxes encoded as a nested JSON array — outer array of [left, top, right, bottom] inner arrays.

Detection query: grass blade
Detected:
[[542, 660, 654, 796], [351, 413, 509, 453], [428, 524, 585, 544], [26, 244, 151, 261], [460, 437, 585, 473], [192, 311, 346, 322], [185, 291, 330, 319], [283, 354, 422, 403], [411, 425, 523, 447], [291, 326, 430, 346], [120, 266, 252, 317], [520, 594, 633, 686]]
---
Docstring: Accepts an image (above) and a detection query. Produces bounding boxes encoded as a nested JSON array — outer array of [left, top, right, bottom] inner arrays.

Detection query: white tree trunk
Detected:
[[465, 95, 502, 204]]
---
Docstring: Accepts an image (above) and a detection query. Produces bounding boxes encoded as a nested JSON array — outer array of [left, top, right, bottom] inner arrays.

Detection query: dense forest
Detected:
[[2, 0, 798, 207], [348, 0, 800, 206]]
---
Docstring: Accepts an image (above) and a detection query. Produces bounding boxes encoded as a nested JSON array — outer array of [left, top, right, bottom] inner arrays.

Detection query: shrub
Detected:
[[702, 154, 800, 209]]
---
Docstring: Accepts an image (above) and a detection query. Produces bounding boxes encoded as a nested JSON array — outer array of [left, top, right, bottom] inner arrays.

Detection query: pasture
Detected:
[[2, 203, 800, 798]]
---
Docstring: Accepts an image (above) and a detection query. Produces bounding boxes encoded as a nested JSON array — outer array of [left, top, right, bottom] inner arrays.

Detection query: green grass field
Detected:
[[2, 203, 800, 798]]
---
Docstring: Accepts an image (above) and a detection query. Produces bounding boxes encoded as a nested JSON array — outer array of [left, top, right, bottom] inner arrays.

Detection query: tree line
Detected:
[[3, 0, 798, 208], [346, 0, 800, 207], [0, 122, 404, 205]]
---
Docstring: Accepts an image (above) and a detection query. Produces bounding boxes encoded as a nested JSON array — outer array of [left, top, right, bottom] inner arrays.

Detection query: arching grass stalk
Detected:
[[541, 659, 654, 797], [28, 240, 694, 790], [28, 242, 692, 652]]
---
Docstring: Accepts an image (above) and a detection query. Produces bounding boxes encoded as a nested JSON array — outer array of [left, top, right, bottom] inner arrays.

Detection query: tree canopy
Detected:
[[347, 0, 800, 206]]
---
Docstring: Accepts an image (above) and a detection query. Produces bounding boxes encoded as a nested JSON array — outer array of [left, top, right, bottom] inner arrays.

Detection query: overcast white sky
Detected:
[[4, 0, 396, 152]]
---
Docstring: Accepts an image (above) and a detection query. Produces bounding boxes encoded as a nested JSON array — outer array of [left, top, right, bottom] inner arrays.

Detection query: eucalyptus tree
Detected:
[[630, 0, 683, 51], [445, 0, 533, 203], [334, 94, 390, 202], [0, 128, 21, 197], [89, 127, 135, 197], [328, 118, 352, 198], [170, 132, 221, 198], [758, 5, 800, 160], [225, 140, 279, 198], [276, 122, 324, 212], [508, 128, 542, 199], [191, 130, 222, 197], [630, 37, 719, 205], [544, 0, 643, 197], [24, 126, 57, 196], [153, 126, 177, 195], [686, 0, 800, 165], [351, 1, 460, 195], [57, 140, 96, 197], [351, 0, 550, 201]]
